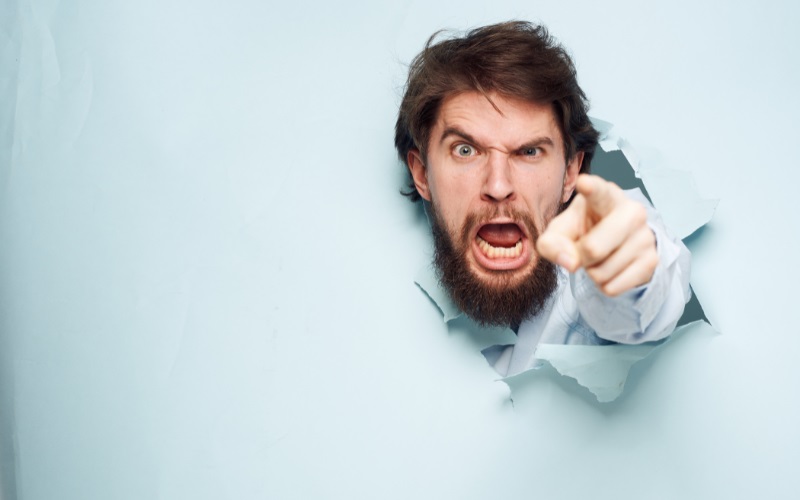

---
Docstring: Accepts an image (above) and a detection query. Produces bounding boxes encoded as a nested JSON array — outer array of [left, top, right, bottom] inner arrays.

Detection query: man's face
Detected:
[[408, 91, 582, 326]]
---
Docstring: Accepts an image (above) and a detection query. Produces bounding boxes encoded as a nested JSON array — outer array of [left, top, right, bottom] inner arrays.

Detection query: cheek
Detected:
[[429, 173, 474, 221], [437, 196, 470, 236], [526, 174, 565, 228]]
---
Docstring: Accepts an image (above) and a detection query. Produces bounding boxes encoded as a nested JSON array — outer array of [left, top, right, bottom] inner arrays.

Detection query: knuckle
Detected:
[[629, 203, 647, 226], [634, 228, 656, 252], [586, 265, 609, 285], [642, 225, 656, 244], [601, 283, 621, 297], [635, 252, 659, 282], [645, 251, 660, 272], [579, 239, 602, 262]]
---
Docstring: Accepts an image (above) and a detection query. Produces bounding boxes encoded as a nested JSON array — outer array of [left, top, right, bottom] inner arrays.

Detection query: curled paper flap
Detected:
[[592, 117, 642, 173], [638, 168, 719, 240], [531, 341, 664, 403]]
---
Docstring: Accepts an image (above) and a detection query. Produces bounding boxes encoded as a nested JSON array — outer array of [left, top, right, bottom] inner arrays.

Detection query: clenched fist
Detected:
[[537, 174, 658, 297]]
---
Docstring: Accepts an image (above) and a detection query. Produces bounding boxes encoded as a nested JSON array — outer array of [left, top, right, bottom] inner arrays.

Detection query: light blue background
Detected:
[[1, 1, 798, 498]]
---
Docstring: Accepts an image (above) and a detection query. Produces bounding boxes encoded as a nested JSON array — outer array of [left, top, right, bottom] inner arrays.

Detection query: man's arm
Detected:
[[537, 175, 691, 343]]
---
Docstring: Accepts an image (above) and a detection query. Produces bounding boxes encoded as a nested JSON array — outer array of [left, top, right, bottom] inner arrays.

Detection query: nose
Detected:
[[481, 150, 515, 202]]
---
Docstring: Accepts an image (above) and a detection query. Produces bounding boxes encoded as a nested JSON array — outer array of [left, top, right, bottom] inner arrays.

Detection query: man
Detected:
[[394, 21, 690, 374]]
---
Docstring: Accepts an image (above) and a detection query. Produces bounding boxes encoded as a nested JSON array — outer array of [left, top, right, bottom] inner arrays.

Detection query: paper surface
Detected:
[[15, 2, 800, 497]]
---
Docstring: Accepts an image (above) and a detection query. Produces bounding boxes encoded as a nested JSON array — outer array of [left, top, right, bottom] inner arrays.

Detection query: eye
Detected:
[[453, 144, 476, 157], [520, 147, 540, 157]]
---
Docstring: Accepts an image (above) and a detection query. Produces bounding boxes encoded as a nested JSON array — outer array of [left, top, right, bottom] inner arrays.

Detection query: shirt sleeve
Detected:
[[569, 188, 692, 344]]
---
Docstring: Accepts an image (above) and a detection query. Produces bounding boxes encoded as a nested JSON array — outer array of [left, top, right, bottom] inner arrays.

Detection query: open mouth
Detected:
[[471, 222, 531, 271]]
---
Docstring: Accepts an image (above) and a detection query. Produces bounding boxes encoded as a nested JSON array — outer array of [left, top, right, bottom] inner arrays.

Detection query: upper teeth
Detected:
[[477, 237, 523, 259]]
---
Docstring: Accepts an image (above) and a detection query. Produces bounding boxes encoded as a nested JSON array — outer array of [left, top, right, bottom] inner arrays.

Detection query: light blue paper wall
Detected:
[[1, 1, 799, 499]]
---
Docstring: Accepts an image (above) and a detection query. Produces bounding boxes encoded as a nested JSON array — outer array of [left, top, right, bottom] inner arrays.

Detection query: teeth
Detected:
[[477, 237, 523, 259]]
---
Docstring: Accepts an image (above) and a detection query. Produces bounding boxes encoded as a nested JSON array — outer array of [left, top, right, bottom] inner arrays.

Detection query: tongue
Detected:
[[478, 224, 522, 248]]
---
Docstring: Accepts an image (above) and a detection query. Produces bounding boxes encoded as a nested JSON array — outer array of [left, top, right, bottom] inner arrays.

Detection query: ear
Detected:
[[407, 149, 431, 201], [561, 151, 584, 203]]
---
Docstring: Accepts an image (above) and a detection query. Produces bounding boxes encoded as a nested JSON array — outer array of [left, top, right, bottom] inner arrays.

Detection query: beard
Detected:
[[429, 202, 559, 328]]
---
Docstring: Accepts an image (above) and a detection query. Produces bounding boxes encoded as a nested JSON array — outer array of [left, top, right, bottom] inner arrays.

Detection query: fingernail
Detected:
[[557, 252, 575, 270]]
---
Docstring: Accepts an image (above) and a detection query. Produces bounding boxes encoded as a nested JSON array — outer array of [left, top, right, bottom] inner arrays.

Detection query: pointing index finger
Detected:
[[537, 194, 587, 272], [576, 174, 620, 219]]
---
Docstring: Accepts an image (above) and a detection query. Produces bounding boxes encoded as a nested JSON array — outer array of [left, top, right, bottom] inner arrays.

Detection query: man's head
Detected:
[[395, 21, 599, 327]]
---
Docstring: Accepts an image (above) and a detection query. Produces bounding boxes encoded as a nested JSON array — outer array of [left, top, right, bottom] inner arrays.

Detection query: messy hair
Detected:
[[394, 21, 599, 201]]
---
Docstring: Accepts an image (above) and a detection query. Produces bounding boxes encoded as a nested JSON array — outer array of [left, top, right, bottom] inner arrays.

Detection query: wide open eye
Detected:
[[453, 144, 476, 157]]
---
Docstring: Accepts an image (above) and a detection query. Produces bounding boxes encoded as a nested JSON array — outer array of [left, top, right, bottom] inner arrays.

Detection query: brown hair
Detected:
[[395, 21, 599, 201]]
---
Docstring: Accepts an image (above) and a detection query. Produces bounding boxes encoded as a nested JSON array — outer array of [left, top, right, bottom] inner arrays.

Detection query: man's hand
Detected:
[[537, 174, 658, 297]]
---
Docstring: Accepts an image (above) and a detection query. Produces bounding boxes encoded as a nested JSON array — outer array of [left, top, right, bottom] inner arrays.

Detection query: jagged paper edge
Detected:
[[591, 117, 719, 240]]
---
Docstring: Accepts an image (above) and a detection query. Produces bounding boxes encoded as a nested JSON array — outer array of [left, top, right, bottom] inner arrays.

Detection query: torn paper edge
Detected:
[[591, 116, 719, 240], [504, 319, 714, 402], [414, 265, 462, 323]]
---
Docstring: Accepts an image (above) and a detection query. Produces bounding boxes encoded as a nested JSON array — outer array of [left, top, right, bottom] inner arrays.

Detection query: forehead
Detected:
[[433, 91, 563, 148]]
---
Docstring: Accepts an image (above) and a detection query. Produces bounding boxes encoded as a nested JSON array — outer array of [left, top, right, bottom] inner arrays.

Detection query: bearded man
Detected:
[[394, 21, 691, 374]]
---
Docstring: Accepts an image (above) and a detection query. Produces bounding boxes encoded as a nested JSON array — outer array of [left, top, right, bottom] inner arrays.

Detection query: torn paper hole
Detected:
[[414, 119, 717, 403]]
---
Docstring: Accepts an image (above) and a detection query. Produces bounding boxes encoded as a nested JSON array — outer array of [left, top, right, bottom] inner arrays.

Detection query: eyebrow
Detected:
[[517, 137, 555, 150], [439, 126, 556, 150], [439, 127, 478, 146]]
